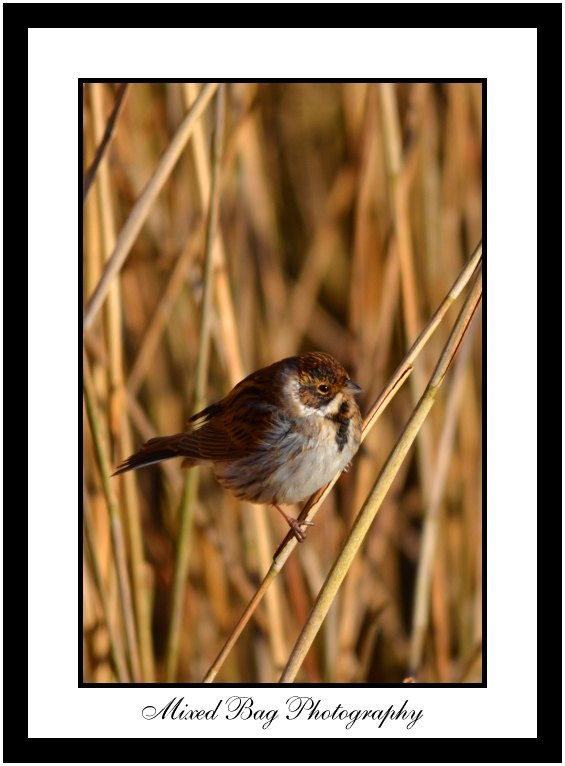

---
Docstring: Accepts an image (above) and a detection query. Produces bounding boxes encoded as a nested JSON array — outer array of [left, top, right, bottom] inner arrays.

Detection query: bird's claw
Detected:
[[288, 516, 314, 542]]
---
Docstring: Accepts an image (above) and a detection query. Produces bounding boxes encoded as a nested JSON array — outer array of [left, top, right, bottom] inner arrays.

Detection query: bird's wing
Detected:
[[178, 420, 248, 461], [182, 377, 281, 461]]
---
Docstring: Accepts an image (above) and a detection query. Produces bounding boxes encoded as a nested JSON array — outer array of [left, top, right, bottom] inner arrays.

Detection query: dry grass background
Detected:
[[82, 82, 482, 684]]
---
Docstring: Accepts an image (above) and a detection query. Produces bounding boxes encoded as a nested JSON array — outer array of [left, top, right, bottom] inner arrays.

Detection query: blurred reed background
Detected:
[[83, 82, 482, 684]]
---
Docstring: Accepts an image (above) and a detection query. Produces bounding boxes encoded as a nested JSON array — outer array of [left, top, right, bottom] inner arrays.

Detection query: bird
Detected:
[[113, 351, 362, 541]]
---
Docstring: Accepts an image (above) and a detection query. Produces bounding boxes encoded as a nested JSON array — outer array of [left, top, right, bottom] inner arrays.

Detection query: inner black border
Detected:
[[79, 78, 487, 690]]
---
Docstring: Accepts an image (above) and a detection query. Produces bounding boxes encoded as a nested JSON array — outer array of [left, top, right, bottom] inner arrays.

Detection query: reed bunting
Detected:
[[114, 351, 362, 541]]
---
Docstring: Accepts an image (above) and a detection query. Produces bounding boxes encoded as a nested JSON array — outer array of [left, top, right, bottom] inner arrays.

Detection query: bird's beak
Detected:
[[344, 379, 363, 394]]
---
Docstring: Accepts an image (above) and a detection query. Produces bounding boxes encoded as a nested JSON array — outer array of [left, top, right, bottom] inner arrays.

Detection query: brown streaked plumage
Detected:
[[113, 351, 362, 541]]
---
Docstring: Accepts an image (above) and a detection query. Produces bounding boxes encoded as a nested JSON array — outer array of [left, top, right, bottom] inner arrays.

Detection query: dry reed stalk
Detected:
[[90, 83, 155, 681], [165, 86, 225, 681], [84, 495, 129, 682], [83, 353, 141, 681], [181, 83, 244, 384], [84, 83, 219, 330], [83, 83, 128, 202], [409, 323, 479, 678], [380, 81, 435, 538], [127, 227, 204, 396]]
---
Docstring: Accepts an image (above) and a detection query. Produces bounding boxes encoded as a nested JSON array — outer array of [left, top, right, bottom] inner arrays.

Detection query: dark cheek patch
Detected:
[[326, 400, 350, 452]]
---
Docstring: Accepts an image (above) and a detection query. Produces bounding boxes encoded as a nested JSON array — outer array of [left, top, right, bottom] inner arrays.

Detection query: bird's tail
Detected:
[[112, 433, 187, 476]]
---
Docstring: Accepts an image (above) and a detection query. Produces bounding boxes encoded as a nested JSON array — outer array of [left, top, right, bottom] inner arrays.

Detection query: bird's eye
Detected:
[[317, 384, 330, 394]]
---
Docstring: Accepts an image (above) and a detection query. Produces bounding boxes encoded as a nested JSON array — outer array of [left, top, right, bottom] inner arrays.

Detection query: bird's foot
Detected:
[[273, 504, 314, 542]]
